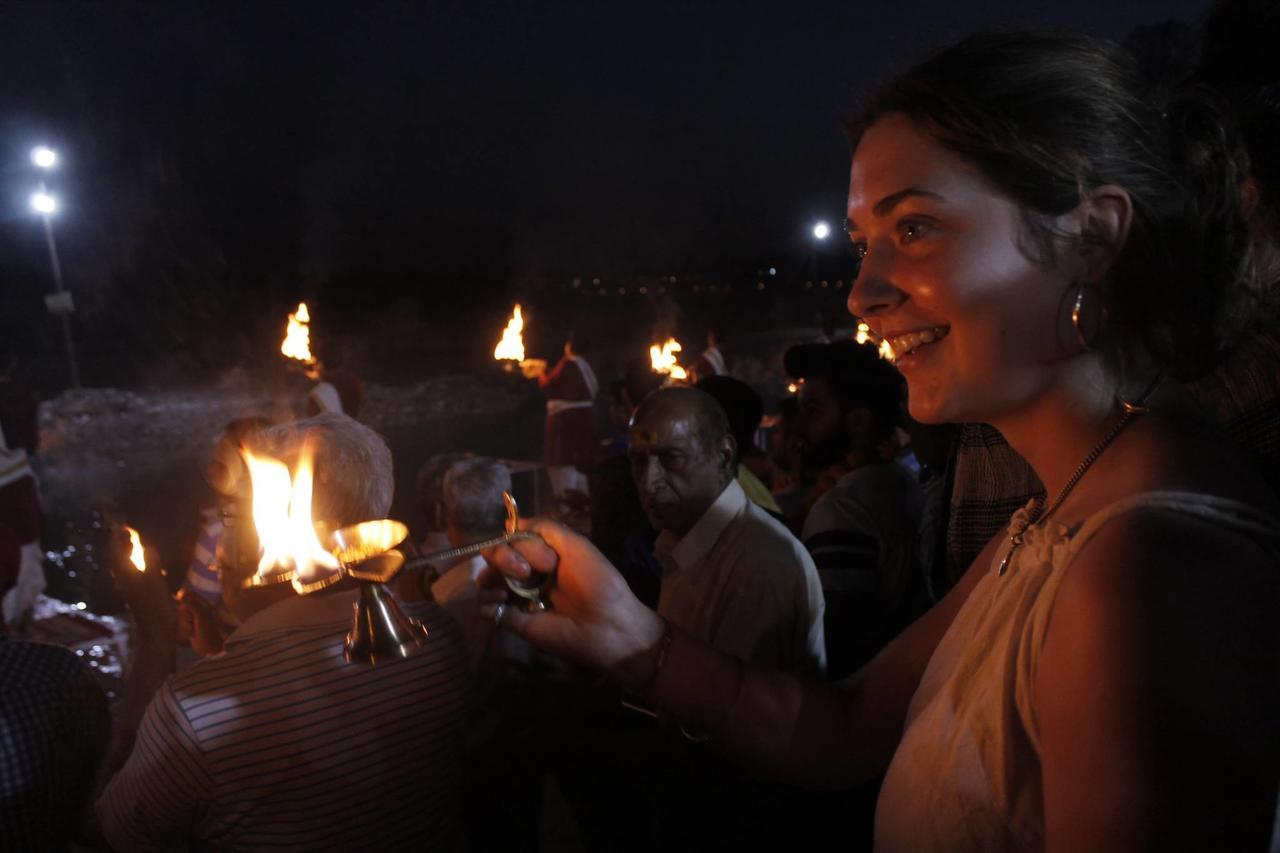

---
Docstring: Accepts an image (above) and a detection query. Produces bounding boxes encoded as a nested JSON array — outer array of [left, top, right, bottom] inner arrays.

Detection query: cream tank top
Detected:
[[874, 491, 1280, 852]]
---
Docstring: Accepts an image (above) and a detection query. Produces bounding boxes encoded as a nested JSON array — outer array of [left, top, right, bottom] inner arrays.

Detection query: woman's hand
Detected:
[[482, 517, 665, 688]]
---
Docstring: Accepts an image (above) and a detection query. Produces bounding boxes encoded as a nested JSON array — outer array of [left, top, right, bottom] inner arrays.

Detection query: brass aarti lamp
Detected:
[[237, 490, 550, 666]]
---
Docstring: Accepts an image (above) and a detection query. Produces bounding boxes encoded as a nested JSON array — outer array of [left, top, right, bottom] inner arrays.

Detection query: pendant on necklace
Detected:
[[997, 533, 1025, 577]]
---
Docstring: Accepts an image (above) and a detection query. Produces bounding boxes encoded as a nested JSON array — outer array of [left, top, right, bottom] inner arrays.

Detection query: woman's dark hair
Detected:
[[1197, 0, 1280, 240], [845, 28, 1258, 380]]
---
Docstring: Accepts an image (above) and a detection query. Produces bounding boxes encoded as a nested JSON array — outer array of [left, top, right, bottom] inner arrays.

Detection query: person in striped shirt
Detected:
[[96, 413, 470, 852]]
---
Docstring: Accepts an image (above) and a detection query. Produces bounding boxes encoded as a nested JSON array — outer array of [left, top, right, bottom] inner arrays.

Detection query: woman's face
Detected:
[[846, 114, 1080, 425]]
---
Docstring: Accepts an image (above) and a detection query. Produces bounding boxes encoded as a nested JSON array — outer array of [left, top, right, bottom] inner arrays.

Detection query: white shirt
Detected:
[[655, 479, 826, 675]]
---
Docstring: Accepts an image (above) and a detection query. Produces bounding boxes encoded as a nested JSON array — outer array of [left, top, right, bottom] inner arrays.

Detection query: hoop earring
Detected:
[[1070, 282, 1106, 352], [1118, 372, 1162, 415]]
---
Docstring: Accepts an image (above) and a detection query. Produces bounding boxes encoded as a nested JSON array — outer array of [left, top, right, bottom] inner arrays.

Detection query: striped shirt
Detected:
[[801, 460, 927, 679], [98, 589, 470, 852]]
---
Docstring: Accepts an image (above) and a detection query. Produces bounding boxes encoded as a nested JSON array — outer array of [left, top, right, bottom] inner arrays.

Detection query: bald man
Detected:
[[628, 388, 826, 675]]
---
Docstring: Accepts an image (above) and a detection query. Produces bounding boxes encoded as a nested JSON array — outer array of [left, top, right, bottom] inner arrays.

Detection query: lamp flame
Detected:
[[494, 304, 526, 362], [853, 321, 896, 362], [281, 302, 316, 366], [242, 445, 340, 591], [649, 337, 688, 380], [125, 526, 146, 572]]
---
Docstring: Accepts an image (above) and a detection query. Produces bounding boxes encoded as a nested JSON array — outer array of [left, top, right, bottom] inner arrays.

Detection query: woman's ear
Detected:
[[1074, 184, 1134, 282]]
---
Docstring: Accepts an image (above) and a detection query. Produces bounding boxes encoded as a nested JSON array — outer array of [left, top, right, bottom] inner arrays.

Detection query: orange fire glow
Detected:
[[124, 526, 146, 572], [281, 302, 316, 366], [241, 445, 340, 591], [854, 321, 896, 362], [494, 304, 526, 362], [649, 337, 688, 380]]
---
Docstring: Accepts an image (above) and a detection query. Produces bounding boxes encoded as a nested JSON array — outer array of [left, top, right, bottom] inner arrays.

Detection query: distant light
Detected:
[[768, 267, 777, 276], [30, 192, 56, 215], [813, 221, 831, 240], [31, 146, 56, 169], [786, 382, 799, 394]]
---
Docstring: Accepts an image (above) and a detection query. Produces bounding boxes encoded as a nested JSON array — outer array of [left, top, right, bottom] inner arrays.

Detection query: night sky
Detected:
[[0, 0, 1208, 385]]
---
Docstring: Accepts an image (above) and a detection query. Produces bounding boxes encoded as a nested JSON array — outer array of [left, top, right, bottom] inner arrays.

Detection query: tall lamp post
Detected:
[[30, 146, 80, 388]]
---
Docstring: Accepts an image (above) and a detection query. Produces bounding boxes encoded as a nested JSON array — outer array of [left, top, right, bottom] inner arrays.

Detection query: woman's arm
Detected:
[[487, 518, 990, 789]]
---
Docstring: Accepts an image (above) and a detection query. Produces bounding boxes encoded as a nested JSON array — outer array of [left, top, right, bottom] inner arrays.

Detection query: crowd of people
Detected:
[[2, 3, 1279, 850]]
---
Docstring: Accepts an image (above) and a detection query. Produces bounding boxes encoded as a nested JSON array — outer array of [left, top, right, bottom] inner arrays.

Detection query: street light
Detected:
[[30, 192, 56, 215], [31, 146, 56, 169], [813, 221, 831, 240], [30, 146, 80, 388]]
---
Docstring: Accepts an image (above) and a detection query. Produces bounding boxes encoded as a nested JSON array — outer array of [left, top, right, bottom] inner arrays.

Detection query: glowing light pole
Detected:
[[31, 146, 80, 388]]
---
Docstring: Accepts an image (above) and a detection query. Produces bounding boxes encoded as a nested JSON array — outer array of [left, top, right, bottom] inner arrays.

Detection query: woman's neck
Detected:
[[988, 359, 1122, 501]]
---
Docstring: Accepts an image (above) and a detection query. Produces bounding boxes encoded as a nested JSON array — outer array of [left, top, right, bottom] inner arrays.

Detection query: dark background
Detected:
[[0, 0, 1205, 391]]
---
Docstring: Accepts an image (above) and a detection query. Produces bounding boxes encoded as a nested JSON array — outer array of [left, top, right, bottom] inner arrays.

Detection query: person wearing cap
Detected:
[[787, 340, 928, 681]]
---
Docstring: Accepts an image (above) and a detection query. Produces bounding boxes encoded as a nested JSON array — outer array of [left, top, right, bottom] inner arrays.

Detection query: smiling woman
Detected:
[[483, 27, 1280, 853]]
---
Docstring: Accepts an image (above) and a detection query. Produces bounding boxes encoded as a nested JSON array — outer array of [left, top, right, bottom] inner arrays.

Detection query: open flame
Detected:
[[494, 304, 526, 362], [854, 321, 896, 362], [281, 302, 316, 366], [242, 445, 340, 591], [649, 337, 688, 380], [124, 526, 146, 572]]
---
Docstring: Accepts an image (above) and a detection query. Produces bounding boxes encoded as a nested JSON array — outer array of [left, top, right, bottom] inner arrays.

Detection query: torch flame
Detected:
[[649, 337, 688, 381], [854, 321, 896, 362], [494, 304, 526, 362], [242, 445, 340, 589], [125, 526, 146, 572], [281, 302, 315, 365]]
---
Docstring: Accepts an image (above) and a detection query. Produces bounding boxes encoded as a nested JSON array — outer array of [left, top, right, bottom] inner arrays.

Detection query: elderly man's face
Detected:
[[628, 406, 733, 536]]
